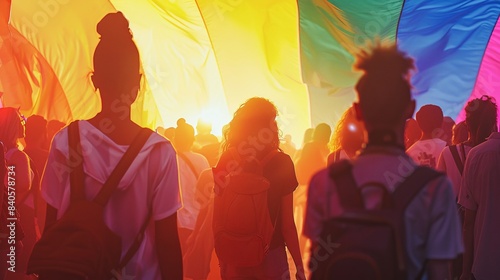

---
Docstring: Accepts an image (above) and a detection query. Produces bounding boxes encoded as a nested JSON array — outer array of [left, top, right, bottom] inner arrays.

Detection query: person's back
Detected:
[[458, 96, 499, 280], [437, 143, 471, 198], [304, 43, 462, 280], [460, 133, 500, 279], [213, 97, 305, 279], [174, 119, 210, 254], [35, 12, 182, 280], [41, 121, 180, 278], [407, 105, 447, 168]]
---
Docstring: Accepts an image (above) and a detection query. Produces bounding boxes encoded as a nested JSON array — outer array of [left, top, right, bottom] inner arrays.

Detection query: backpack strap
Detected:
[[93, 128, 153, 206], [115, 208, 153, 272], [178, 152, 201, 180], [328, 160, 364, 210], [449, 145, 464, 175], [68, 121, 86, 202], [392, 166, 443, 212]]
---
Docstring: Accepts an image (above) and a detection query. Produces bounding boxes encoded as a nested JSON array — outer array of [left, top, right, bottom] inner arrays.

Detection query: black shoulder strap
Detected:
[[392, 166, 443, 213], [93, 128, 153, 206], [68, 121, 85, 203], [449, 145, 464, 175], [328, 160, 364, 210], [116, 208, 153, 271]]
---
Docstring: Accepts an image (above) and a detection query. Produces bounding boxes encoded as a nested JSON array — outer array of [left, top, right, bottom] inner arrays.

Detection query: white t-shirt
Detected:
[[437, 143, 472, 198], [41, 121, 181, 280], [177, 151, 210, 230], [459, 132, 500, 280], [304, 146, 463, 280], [407, 138, 447, 169]]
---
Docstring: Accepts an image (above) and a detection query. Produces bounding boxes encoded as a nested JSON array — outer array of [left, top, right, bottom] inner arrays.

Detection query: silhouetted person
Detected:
[[0, 108, 34, 280], [458, 96, 499, 280], [213, 97, 305, 279], [280, 134, 297, 157], [39, 12, 182, 279], [407, 104, 446, 168], [305, 43, 462, 280], [156, 126, 165, 136], [293, 128, 313, 162], [23, 115, 48, 238], [192, 119, 219, 168], [194, 119, 218, 149], [327, 106, 365, 165], [295, 123, 331, 185], [440, 116, 455, 146], [45, 120, 65, 149], [163, 127, 175, 141], [438, 96, 498, 198], [404, 118, 421, 149], [438, 96, 498, 280], [24, 115, 48, 177], [173, 119, 210, 263]]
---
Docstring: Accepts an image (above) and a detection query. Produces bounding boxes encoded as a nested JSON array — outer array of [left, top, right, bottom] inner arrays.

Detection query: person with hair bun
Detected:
[[304, 43, 462, 280], [40, 12, 182, 279]]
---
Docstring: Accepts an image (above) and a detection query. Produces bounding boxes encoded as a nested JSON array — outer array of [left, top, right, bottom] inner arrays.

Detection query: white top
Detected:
[[304, 146, 463, 280], [177, 151, 210, 230], [437, 143, 472, 198], [41, 120, 181, 280], [459, 132, 500, 280], [407, 138, 447, 169]]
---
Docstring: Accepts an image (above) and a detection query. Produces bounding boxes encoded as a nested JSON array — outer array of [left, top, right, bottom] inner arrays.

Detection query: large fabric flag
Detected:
[[1, 0, 499, 140]]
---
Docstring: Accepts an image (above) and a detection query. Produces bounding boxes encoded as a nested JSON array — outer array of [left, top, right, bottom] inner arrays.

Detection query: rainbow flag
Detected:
[[1, 0, 499, 140]]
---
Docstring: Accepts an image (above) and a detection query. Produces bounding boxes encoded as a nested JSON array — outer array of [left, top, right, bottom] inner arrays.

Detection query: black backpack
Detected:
[[310, 160, 442, 280], [27, 121, 153, 280]]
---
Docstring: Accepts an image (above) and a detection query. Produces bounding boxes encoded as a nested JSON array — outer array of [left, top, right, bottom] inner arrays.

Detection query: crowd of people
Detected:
[[1, 11, 499, 280]]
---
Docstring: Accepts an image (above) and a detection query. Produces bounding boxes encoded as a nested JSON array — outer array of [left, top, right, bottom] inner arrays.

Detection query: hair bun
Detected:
[[177, 118, 187, 126], [97, 12, 132, 41]]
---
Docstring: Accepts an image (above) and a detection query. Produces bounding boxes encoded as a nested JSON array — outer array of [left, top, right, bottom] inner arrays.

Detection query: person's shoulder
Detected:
[[149, 132, 174, 147], [274, 150, 292, 160], [433, 138, 448, 148], [439, 145, 452, 157], [147, 133, 176, 160], [186, 151, 210, 165]]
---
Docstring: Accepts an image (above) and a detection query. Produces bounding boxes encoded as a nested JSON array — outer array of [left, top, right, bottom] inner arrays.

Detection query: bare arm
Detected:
[[427, 259, 451, 280], [155, 213, 183, 280], [460, 209, 476, 280], [281, 193, 305, 279]]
